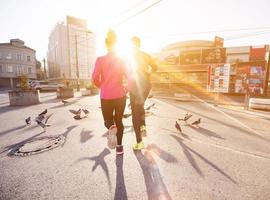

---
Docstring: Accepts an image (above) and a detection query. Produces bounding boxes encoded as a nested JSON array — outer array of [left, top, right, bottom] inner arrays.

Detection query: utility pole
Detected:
[[75, 34, 80, 91], [42, 58, 47, 80]]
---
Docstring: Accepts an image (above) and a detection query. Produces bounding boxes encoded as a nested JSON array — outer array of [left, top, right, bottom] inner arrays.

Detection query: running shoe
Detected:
[[107, 125, 117, 149], [133, 141, 145, 150], [116, 145, 124, 155], [140, 125, 147, 137]]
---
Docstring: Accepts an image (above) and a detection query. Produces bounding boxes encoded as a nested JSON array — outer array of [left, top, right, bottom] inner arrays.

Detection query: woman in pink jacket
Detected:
[[92, 30, 130, 155]]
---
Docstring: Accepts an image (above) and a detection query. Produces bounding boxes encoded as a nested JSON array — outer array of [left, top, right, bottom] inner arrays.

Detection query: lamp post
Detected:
[[75, 34, 80, 91]]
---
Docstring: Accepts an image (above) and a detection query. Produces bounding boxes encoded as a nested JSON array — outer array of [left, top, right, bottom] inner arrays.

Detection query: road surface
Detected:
[[0, 91, 270, 200]]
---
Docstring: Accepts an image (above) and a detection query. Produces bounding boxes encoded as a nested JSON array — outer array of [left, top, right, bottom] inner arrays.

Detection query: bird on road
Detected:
[[25, 117, 31, 125], [74, 114, 82, 120], [38, 109, 47, 116], [191, 118, 201, 126], [82, 109, 89, 115], [175, 121, 182, 133], [69, 109, 82, 115], [178, 113, 193, 122], [35, 113, 53, 130], [123, 113, 132, 118], [145, 103, 155, 111], [62, 99, 68, 105]]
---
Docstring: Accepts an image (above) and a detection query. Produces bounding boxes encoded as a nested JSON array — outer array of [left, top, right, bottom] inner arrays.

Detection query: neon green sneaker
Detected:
[[133, 141, 145, 150]]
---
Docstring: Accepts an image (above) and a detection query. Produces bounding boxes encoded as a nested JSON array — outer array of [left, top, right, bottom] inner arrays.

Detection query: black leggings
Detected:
[[101, 96, 126, 145], [130, 82, 151, 143]]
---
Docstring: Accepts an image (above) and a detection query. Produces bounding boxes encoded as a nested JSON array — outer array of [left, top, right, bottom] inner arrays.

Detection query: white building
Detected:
[[47, 16, 96, 87], [0, 39, 37, 89]]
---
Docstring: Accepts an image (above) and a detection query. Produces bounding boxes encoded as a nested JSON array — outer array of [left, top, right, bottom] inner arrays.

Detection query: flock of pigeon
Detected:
[[25, 96, 200, 135], [25, 108, 52, 130], [24, 99, 90, 131], [175, 113, 201, 133]]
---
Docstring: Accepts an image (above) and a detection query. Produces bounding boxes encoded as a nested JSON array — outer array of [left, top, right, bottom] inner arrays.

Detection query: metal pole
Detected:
[[43, 58, 47, 80], [75, 35, 80, 91], [264, 51, 270, 96]]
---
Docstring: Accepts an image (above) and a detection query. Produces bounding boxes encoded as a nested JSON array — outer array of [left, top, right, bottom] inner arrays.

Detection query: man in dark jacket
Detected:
[[130, 36, 158, 150]]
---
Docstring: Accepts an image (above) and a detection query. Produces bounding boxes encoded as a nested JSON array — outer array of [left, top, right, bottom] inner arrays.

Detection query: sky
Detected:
[[1, 0, 270, 61]]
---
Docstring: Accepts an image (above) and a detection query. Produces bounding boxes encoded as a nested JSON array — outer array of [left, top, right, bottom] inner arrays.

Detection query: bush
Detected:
[[19, 75, 30, 91]]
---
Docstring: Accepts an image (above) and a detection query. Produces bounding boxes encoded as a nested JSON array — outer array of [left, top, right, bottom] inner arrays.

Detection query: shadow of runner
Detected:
[[170, 134, 237, 184], [146, 144, 178, 163], [76, 148, 112, 191], [114, 156, 127, 200], [134, 150, 172, 200]]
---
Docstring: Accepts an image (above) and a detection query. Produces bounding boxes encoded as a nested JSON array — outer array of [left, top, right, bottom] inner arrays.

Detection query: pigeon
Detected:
[[82, 109, 89, 115], [175, 121, 182, 133], [62, 99, 68, 104], [191, 118, 201, 126], [178, 113, 192, 122], [69, 109, 81, 115], [25, 117, 31, 125], [74, 115, 82, 120], [123, 113, 132, 118], [35, 113, 53, 129], [38, 109, 47, 116], [145, 103, 155, 111]]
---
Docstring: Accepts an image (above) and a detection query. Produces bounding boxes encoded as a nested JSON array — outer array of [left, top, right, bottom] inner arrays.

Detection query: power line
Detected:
[[112, 0, 163, 28]]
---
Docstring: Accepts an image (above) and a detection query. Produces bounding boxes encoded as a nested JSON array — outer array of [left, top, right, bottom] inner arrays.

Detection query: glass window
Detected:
[[0, 65, 2, 73], [27, 56, 31, 61], [17, 54, 22, 61], [0, 53, 2, 60], [28, 67, 32, 74], [7, 65, 13, 72], [17, 65, 23, 74], [6, 53, 12, 60]]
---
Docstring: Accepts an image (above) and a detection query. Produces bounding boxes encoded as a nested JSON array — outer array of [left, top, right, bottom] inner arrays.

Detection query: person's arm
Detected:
[[92, 58, 102, 87], [149, 55, 158, 73]]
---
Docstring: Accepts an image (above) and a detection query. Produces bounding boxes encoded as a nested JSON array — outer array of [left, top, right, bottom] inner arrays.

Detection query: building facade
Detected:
[[153, 37, 269, 95], [47, 16, 96, 87], [0, 39, 37, 89]]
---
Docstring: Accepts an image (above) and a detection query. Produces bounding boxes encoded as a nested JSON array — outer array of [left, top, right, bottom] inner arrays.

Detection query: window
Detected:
[[27, 56, 31, 62], [16, 54, 22, 61], [28, 67, 32, 74], [0, 65, 2, 73], [0, 53, 2, 60], [17, 65, 23, 74], [7, 65, 13, 73], [6, 53, 12, 60]]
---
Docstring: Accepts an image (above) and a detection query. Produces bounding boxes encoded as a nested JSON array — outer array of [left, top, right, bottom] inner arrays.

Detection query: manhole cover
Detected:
[[11, 135, 65, 157]]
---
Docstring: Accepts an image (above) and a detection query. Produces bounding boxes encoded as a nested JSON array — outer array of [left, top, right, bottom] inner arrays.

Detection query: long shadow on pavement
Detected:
[[0, 125, 26, 137], [134, 150, 172, 200], [170, 134, 237, 184], [76, 148, 112, 191], [159, 99, 269, 142], [188, 125, 225, 140], [114, 156, 127, 200]]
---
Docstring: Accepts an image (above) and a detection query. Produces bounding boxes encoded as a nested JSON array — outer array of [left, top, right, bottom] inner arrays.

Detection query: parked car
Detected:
[[31, 81, 63, 91]]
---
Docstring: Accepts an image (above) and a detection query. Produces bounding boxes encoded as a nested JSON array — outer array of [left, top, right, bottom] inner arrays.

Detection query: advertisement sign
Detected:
[[249, 46, 266, 61], [202, 48, 226, 64], [208, 64, 230, 93]]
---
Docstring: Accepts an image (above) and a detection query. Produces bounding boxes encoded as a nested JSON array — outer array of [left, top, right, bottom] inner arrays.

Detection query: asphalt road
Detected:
[[0, 91, 270, 200]]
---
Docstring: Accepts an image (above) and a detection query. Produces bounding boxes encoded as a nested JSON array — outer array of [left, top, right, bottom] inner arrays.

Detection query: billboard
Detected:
[[202, 48, 226, 64]]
